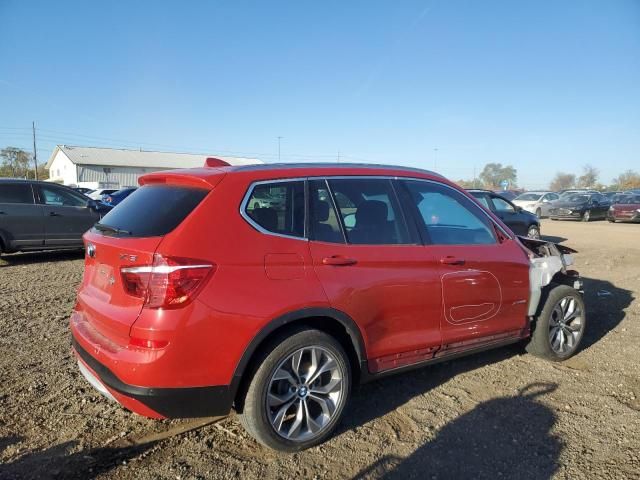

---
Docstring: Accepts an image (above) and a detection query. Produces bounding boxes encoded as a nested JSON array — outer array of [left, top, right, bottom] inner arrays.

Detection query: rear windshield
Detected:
[[95, 185, 208, 237]]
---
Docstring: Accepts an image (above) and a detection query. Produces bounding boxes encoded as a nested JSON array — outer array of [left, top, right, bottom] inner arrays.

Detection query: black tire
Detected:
[[607, 217, 615, 223], [525, 284, 586, 361], [239, 328, 351, 452], [550, 217, 558, 221], [582, 210, 591, 222], [527, 224, 541, 239], [535, 208, 542, 218]]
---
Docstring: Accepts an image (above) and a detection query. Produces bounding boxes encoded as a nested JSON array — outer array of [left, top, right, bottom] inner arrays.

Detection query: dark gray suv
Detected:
[[0, 179, 110, 255]]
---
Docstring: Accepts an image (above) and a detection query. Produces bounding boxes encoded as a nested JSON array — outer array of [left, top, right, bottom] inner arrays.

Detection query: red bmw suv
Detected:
[[70, 162, 585, 451]]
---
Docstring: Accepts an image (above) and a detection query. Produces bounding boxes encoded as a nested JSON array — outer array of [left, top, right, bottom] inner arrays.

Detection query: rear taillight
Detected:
[[120, 254, 215, 309]]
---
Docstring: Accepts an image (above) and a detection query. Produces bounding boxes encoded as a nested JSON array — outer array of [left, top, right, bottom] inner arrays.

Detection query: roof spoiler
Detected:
[[205, 157, 231, 168]]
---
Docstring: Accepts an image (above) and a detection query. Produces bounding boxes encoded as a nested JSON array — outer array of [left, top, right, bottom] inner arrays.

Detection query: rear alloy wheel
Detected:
[[582, 210, 591, 222], [526, 284, 586, 361], [239, 328, 351, 451], [527, 225, 541, 239]]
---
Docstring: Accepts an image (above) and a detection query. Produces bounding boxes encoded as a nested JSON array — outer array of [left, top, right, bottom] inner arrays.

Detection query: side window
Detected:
[[549, 194, 559, 201], [39, 186, 87, 207], [0, 184, 34, 204], [402, 180, 496, 245], [327, 178, 411, 245], [308, 179, 344, 243], [491, 196, 515, 213], [472, 193, 491, 210], [245, 181, 305, 238]]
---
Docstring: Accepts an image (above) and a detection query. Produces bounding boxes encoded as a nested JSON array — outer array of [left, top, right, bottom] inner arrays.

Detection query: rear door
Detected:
[[36, 184, 99, 246], [307, 177, 443, 373], [399, 179, 530, 352], [0, 183, 44, 249], [77, 184, 210, 344]]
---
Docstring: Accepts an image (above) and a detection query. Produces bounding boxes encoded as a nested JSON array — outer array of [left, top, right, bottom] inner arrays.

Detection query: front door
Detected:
[[398, 179, 530, 354], [36, 184, 99, 246], [307, 178, 443, 373]]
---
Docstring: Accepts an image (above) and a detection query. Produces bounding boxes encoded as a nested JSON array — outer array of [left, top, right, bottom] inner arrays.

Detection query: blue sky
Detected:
[[1, 0, 638, 188]]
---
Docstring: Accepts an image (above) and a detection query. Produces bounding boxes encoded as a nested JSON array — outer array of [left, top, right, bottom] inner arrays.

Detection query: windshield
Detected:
[[515, 193, 542, 201], [566, 194, 590, 203]]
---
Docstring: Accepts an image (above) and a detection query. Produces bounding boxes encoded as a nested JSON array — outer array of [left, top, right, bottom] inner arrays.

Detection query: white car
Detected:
[[513, 191, 560, 218], [87, 189, 118, 200]]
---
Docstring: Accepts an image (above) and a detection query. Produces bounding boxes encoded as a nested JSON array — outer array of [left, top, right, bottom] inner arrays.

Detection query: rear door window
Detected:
[[244, 181, 305, 238], [308, 179, 344, 243], [327, 178, 411, 245], [491, 196, 515, 213], [0, 184, 34, 204], [401, 180, 497, 245], [96, 185, 208, 237]]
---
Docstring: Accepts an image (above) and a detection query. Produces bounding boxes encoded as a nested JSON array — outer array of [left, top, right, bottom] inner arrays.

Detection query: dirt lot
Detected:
[[1, 220, 639, 479]]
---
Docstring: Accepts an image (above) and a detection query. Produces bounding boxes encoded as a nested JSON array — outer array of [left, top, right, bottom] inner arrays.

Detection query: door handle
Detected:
[[440, 256, 465, 266], [49, 211, 61, 216], [322, 256, 357, 266]]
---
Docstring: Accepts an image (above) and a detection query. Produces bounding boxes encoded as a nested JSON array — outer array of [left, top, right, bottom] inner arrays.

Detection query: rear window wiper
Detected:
[[94, 222, 132, 236]]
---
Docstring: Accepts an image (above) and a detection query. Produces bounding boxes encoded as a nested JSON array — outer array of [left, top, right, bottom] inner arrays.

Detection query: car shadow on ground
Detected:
[[0, 436, 157, 480], [350, 383, 562, 480], [0, 249, 84, 267], [580, 276, 633, 351]]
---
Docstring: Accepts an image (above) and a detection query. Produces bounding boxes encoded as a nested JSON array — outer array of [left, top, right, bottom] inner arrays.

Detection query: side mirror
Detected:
[[87, 199, 98, 210], [542, 198, 550, 203], [515, 206, 523, 213]]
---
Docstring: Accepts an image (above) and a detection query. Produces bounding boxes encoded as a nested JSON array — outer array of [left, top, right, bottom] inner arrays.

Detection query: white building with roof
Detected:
[[45, 145, 261, 189]]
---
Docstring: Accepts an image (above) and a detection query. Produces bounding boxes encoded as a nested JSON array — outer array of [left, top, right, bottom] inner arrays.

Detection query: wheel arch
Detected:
[[230, 307, 367, 411]]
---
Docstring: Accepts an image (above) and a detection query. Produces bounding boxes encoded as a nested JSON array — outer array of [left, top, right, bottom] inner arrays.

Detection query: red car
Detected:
[[607, 194, 640, 223], [70, 162, 585, 451]]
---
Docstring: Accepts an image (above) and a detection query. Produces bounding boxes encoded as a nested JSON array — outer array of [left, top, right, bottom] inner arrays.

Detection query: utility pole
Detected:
[[32, 121, 39, 180], [473, 165, 477, 188], [277, 136, 283, 162]]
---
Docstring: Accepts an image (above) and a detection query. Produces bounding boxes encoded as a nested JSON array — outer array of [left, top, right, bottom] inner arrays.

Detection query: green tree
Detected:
[[549, 172, 576, 191], [0, 147, 32, 178], [478, 163, 517, 190], [576, 164, 599, 189]]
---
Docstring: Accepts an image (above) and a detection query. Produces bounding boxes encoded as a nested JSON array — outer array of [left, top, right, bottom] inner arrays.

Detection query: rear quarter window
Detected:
[[96, 185, 208, 237], [0, 184, 34, 204]]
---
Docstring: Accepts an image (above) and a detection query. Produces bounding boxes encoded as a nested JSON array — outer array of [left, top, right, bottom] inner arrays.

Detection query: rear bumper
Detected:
[[72, 337, 233, 418]]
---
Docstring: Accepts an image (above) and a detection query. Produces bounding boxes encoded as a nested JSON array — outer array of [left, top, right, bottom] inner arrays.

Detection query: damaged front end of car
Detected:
[[518, 236, 584, 318]]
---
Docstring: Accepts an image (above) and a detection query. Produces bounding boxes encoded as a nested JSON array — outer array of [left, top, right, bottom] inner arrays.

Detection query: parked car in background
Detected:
[[558, 189, 598, 198], [0, 179, 111, 255], [492, 190, 520, 201], [602, 191, 623, 200], [70, 163, 584, 452], [624, 189, 640, 195], [512, 191, 560, 218], [88, 189, 118, 200], [607, 194, 640, 223], [102, 188, 137, 206], [548, 193, 610, 221], [468, 189, 541, 238], [73, 187, 95, 196]]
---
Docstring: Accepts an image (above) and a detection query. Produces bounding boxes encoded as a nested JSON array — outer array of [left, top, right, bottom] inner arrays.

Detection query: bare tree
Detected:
[[576, 164, 599, 189], [549, 172, 576, 191], [614, 170, 640, 190], [0, 147, 32, 178]]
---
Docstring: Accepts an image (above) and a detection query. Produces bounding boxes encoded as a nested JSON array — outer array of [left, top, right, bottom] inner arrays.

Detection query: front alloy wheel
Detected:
[[548, 296, 584, 355], [239, 328, 351, 451], [527, 225, 541, 239]]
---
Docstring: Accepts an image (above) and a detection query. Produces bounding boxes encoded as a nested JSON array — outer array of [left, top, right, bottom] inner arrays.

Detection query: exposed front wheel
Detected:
[[526, 285, 586, 361], [527, 225, 541, 239], [239, 328, 351, 451]]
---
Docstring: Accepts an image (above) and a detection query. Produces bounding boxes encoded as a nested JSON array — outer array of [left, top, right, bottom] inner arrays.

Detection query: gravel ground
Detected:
[[1, 220, 639, 479]]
